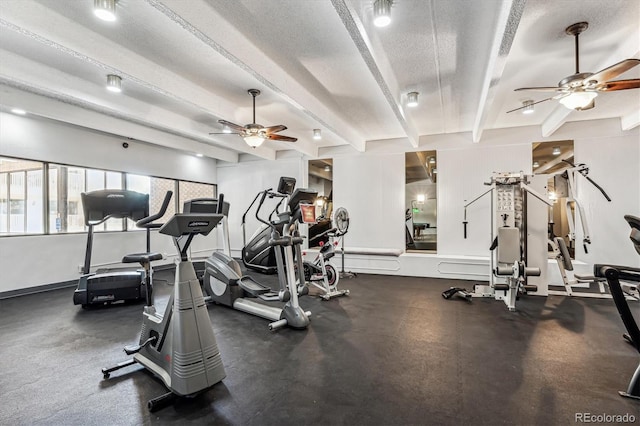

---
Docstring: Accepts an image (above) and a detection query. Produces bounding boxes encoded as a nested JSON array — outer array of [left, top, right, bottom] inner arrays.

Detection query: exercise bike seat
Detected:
[[122, 252, 163, 265]]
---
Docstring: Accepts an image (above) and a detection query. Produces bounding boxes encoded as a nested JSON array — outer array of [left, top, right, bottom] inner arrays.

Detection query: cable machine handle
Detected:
[[584, 176, 611, 202]]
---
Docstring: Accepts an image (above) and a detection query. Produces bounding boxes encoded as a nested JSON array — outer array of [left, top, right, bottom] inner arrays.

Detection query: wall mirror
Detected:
[[405, 151, 437, 252], [532, 140, 575, 257], [307, 159, 333, 248]]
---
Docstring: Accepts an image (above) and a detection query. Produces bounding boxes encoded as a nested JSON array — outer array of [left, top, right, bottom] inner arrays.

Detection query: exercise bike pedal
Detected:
[[124, 336, 156, 355]]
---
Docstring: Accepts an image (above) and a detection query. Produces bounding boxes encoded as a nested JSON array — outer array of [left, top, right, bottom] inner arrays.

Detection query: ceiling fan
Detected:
[[507, 22, 640, 113], [209, 89, 297, 148]]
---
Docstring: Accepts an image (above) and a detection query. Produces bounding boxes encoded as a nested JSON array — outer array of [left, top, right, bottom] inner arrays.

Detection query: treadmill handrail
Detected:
[[136, 191, 173, 228]]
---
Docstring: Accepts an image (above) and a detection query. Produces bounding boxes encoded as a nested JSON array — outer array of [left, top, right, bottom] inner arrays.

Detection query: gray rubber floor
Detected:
[[1, 271, 638, 425]]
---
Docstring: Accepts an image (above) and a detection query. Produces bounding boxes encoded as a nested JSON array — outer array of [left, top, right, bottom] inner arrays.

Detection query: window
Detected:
[[178, 180, 216, 212], [127, 174, 177, 224], [405, 151, 437, 252], [307, 159, 333, 248], [0, 156, 216, 237], [49, 164, 125, 233], [0, 157, 44, 235]]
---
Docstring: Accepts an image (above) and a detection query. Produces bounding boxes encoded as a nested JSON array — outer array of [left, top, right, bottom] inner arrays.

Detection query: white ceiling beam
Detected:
[[541, 104, 572, 137], [472, 0, 526, 143], [153, 0, 365, 153], [621, 110, 640, 131], [331, 0, 419, 147], [0, 13, 278, 160], [0, 83, 244, 163]]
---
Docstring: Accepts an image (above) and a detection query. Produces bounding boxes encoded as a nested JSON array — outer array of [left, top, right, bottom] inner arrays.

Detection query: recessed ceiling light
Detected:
[[94, 0, 117, 22], [522, 100, 534, 114], [324, 165, 331, 172], [196, 153, 204, 157], [106, 74, 122, 93], [11, 108, 26, 115], [429, 156, 436, 164], [313, 129, 322, 140], [533, 161, 539, 168], [406, 92, 419, 108], [552, 147, 561, 155], [373, 0, 392, 27]]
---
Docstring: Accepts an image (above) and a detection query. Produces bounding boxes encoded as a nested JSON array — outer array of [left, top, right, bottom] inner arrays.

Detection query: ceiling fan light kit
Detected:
[[509, 21, 640, 113], [559, 91, 597, 110], [210, 89, 298, 148]]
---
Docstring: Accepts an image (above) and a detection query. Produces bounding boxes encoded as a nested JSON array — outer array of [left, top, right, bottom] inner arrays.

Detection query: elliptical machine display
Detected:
[[102, 204, 227, 412]]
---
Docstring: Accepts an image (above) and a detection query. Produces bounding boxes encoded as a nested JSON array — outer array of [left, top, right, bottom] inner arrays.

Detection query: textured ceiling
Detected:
[[0, 0, 638, 163]]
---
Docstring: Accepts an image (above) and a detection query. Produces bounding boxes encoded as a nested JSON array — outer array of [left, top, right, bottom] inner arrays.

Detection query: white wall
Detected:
[[216, 154, 303, 256], [333, 153, 405, 250], [2, 114, 638, 293], [0, 113, 219, 293], [323, 119, 639, 280], [573, 133, 640, 267]]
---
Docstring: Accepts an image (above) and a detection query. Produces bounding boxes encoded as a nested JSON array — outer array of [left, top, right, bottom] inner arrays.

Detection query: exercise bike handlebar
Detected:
[[136, 191, 174, 229]]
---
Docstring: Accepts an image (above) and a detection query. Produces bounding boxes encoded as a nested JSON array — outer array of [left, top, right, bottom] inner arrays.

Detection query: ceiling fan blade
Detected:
[[514, 86, 560, 92], [267, 134, 297, 142], [506, 97, 553, 114], [583, 59, 640, 85], [209, 132, 241, 135], [263, 125, 287, 134], [598, 79, 640, 91], [218, 119, 246, 133]]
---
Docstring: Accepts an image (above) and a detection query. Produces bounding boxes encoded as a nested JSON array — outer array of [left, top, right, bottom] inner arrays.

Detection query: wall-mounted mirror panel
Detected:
[[532, 140, 575, 258], [405, 151, 437, 252], [308, 159, 333, 248]]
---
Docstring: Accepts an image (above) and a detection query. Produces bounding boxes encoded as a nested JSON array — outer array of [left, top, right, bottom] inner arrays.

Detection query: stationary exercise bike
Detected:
[[301, 218, 350, 301], [102, 204, 227, 412]]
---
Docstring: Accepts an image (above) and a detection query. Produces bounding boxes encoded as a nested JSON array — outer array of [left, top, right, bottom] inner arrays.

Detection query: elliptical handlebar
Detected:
[[254, 189, 287, 230]]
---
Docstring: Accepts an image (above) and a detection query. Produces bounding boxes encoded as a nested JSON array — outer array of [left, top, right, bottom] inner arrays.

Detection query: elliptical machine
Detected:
[[102, 202, 227, 412], [202, 177, 315, 330], [240, 178, 296, 274]]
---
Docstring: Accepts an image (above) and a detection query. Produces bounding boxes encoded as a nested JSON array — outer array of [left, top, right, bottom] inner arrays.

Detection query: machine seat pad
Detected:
[[122, 252, 163, 264]]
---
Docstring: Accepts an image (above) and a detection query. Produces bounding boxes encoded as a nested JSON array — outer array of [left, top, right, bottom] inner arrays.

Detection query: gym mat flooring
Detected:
[[1, 271, 638, 425]]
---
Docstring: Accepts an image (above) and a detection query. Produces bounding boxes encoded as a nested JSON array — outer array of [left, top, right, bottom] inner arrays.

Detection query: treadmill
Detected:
[[73, 189, 172, 308], [595, 214, 640, 400]]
